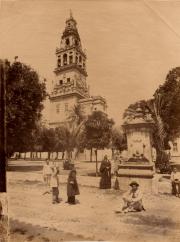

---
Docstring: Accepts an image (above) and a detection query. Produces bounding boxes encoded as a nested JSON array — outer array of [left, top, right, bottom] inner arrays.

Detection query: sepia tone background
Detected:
[[1, 0, 180, 123], [1, 0, 180, 242]]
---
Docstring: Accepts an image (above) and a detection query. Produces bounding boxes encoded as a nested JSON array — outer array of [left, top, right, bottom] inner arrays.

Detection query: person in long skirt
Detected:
[[99, 155, 111, 189], [67, 169, 80, 205]]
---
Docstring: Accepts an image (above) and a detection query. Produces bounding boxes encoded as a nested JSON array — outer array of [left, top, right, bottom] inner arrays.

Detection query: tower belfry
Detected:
[[51, 12, 89, 100], [49, 12, 107, 127]]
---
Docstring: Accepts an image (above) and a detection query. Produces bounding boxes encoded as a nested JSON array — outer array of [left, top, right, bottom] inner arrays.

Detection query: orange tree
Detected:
[[83, 111, 114, 176]]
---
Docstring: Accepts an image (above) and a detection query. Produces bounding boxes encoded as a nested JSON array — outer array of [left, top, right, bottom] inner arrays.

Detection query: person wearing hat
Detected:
[[122, 181, 145, 213]]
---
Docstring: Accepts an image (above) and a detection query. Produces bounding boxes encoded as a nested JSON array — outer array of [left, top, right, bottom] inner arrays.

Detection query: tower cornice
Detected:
[[56, 46, 86, 58], [50, 90, 88, 100], [54, 63, 87, 77]]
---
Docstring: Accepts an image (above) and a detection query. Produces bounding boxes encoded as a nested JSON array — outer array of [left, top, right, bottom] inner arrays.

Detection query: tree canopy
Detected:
[[155, 67, 180, 140], [111, 127, 127, 152], [84, 111, 114, 150], [6, 61, 47, 155]]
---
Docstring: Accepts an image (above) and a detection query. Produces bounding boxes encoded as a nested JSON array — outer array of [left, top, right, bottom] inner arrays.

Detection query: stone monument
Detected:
[[117, 105, 155, 192]]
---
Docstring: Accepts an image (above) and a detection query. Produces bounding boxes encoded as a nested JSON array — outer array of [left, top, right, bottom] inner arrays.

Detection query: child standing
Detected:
[[42, 159, 52, 194], [67, 169, 80, 204], [50, 167, 60, 204]]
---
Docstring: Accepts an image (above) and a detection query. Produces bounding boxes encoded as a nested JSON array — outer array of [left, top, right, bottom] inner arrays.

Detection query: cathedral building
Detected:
[[49, 12, 107, 127]]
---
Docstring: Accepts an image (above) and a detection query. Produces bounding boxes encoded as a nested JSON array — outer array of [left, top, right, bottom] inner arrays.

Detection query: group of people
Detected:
[[95, 155, 146, 213], [43, 156, 145, 213], [43, 160, 80, 204], [42, 155, 180, 213]]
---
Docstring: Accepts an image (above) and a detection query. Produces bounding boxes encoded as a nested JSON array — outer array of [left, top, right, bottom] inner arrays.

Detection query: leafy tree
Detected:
[[111, 127, 127, 158], [54, 126, 71, 159], [30, 122, 45, 159], [40, 127, 56, 159], [6, 60, 47, 156], [83, 111, 114, 175], [156, 67, 180, 140]]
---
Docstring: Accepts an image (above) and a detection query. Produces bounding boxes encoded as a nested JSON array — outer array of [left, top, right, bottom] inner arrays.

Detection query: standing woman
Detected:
[[99, 155, 111, 189], [67, 169, 80, 205]]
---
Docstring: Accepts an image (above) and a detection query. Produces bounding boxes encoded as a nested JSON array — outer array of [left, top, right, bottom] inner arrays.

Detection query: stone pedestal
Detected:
[[118, 115, 155, 193], [117, 163, 154, 192]]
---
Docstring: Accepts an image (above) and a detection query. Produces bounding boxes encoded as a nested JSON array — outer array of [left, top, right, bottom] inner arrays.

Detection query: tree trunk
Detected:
[[155, 147, 169, 173], [111, 148, 114, 160], [95, 149, 98, 177], [24, 152, 26, 160], [48, 152, 51, 160], [90, 148, 93, 162], [62, 152, 65, 159], [56, 152, 58, 160]]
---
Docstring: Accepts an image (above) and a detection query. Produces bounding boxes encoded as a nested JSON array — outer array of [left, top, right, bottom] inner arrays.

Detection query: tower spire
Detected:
[[70, 9, 73, 19]]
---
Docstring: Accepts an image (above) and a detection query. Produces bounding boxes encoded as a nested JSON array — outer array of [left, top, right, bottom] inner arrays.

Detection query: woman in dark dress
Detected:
[[99, 155, 111, 189], [67, 169, 80, 204]]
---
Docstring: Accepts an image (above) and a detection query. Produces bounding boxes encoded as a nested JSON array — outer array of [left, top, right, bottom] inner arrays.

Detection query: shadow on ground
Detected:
[[10, 219, 93, 242], [7, 165, 43, 172], [122, 213, 179, 229]]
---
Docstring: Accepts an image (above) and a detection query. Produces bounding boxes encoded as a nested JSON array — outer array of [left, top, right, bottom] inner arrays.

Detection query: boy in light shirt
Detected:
[[42, 159, 52, 194], [171, 167, 180, 197], [50, 167, 60, 204], [122, 181, 145, 213]]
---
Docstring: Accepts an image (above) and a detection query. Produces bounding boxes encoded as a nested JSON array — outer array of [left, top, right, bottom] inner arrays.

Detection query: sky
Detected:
[[1, 0, 180, 124]]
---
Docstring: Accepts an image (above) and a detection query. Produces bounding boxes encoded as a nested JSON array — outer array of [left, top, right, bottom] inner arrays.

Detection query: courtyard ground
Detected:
[[7, 159, 180, 242]]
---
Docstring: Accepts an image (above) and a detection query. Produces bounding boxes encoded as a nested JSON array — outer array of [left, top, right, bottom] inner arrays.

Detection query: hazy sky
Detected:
[[1, 0, 180, 124]]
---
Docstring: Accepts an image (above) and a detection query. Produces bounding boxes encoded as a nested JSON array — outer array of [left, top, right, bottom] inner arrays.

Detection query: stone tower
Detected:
[[49, 12, 107, 127]]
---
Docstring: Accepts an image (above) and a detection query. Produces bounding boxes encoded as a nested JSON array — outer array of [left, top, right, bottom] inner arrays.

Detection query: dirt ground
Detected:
[[6, 160, 180, 242], [0, 216, 8, 242], [7, 179, 180, 242]]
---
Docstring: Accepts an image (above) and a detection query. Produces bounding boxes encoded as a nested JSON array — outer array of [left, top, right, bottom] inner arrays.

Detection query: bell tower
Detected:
[[49, 11, 89, 126], [49, 12, 107, 128], [52, 11, 89, 99]]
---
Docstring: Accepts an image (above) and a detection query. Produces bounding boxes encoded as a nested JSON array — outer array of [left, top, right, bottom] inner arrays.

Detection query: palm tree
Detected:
[[65, 104, 86, 160], [111, 127, 127, 158], [146, 94, 168, 170]]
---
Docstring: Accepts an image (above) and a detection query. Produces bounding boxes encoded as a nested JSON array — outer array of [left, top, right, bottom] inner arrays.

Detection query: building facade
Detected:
[[49, 12, 107, 127]]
